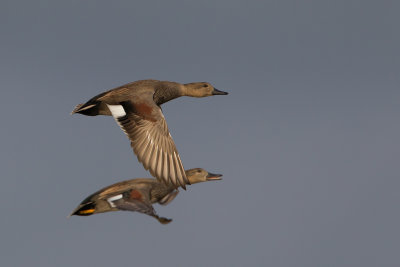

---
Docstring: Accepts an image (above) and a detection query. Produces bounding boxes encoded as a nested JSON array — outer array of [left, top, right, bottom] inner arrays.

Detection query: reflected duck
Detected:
[[69, 168, 222, 224]]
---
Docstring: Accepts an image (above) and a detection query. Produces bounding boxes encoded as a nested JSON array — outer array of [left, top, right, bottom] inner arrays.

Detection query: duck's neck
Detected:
[[153, 82, 186, 105]]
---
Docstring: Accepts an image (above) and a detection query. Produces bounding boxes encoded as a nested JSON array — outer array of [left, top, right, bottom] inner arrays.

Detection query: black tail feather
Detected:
[[69, 202, 96, 217], [71, 102, 100, 116]]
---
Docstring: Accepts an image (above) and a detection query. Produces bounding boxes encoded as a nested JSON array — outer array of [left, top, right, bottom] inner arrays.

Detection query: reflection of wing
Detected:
[[159, 190, 179, 206], [113, 197, 156, 216], [106, 98, 188, 189], [105, 188, 155, 216], [106, 190, 172, 224]]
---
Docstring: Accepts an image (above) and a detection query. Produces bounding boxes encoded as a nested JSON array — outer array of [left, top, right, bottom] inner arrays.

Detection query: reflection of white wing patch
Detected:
[[107, 194, 123, 207], [107, 104, 126, 118]]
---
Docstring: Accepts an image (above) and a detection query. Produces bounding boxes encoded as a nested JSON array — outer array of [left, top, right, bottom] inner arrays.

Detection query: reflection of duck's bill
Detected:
[[212, 88, 228, 95], [206, 172, 223, 181]]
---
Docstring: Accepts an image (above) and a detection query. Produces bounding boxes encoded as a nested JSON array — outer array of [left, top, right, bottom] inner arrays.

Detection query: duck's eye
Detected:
[[203, 84, 208, 87], [197, 170, 201, 173]]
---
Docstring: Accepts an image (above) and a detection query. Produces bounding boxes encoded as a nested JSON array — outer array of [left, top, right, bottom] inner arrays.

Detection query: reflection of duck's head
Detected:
[[186, 168, 223, 184], [184, 82, 228, 97]]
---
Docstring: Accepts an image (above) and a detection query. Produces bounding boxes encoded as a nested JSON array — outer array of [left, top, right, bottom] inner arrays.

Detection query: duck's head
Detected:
[[185, 168, 223, 184], [183, 82, 228, 97]]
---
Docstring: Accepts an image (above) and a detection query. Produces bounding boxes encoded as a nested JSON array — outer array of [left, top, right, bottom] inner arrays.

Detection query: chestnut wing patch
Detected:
[[129, 189, 143, 200], [132, 102, 154, 119]]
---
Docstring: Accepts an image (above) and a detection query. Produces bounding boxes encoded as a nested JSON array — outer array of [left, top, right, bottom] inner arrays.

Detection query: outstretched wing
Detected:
[[106, 189, 172, 224], [113, 197, 156, 216], [105, 95, 188, 189]]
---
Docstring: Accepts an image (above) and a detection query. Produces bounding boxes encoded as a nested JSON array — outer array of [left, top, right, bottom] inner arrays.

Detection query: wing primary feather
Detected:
[[135, 133, 150, 157], [156, 148, 164, 183], [169, 154, 176, 187], [162, 151, 170, 185], [164, 152, 175, 184], [177, 153, 189, 186], [143, 141, 155, 169], [137, 134, 151, 167], [173, 152, 183, 187], [150, 146, 159, 177]]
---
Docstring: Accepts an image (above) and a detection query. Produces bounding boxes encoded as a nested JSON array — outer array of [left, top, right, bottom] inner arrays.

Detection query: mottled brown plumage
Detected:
[[71, 80, 227, 189], [69, 168, 222, 224]]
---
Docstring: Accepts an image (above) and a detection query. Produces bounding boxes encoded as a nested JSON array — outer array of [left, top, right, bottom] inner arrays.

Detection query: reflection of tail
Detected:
[[68, 202, 96, 217], [154, 215, 172, 225], [71, 102, 99, 116]]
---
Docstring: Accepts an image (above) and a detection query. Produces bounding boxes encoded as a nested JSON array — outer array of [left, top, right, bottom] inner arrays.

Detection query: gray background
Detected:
[[1, 0, 400, 266]]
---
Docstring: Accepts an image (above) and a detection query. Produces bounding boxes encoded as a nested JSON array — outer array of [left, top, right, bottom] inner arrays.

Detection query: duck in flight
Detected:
[[69, 168, 222, 224], [72, 80, 227, 189]]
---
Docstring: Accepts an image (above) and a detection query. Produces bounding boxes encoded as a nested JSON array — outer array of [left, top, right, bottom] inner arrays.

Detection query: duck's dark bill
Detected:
[[212, 88, 228, 95], [206, 172, 223, 180]]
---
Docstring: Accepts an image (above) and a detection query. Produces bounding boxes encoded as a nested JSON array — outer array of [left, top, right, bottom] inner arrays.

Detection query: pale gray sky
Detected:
[[1, 0, 400, 266]]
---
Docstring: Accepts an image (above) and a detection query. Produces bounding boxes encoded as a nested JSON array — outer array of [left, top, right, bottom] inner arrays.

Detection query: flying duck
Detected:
[[72, 80, 227, 189]]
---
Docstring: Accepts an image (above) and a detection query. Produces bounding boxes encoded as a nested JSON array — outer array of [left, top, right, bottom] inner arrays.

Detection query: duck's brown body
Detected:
[[70, 168, 222, 224], [72, 80, 227, 189], [72, 80, 184, 116]]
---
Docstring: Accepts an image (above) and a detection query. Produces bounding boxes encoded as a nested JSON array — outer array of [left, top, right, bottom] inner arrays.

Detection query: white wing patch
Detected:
[[107, 104, 126, 118], [107, 194, 123, 207]]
